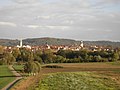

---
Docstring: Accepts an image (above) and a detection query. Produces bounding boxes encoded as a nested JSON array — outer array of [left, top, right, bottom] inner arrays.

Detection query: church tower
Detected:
[[80, 40, 84, 48], [20, 39, 23, 47]]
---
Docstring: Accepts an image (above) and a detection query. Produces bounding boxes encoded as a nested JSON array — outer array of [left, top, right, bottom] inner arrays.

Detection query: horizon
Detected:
[[0, 37, 120, 42], [0, 0, 120, 41]]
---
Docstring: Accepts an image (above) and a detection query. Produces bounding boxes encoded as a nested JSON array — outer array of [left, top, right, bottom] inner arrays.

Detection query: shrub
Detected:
[[42, 65, 63, 68]]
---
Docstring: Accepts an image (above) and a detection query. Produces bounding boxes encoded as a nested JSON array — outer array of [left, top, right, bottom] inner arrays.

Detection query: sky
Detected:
[[0, 0, 120, 41]]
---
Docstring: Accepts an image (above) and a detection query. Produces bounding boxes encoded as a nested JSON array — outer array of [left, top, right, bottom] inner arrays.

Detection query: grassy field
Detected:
[[36, 72, 120, 90], [11, 62, 120, 90], [13, 65, 24, 71], [12, 65, 24, 73], [13, 64, 30, 77], [0, 65, 15, 89]]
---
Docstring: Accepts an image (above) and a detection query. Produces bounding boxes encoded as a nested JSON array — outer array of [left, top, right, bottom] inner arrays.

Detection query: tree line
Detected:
[[0, 46, 120, 74], [0, 47, 120, 65]]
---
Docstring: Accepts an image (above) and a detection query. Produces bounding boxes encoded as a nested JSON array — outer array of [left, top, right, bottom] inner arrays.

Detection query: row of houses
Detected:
[[0, 40, 116, 54]]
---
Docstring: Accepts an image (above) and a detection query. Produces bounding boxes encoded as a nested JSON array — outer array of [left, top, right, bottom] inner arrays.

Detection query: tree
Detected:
[[53, 55, 66, 63], [18, 48, 32, 62], [28, 52, 34, 61], [112, 52, 119, 61], [86, 55, 93, 62], [24, 61, 41, 75], [93, 55, 102, 62], [41, 50, 54, 63], [57, 50, 66, 58], [12, 48, 21, 59], [34, 54, 43, 64], [34, 61, 41, 73], [4, 52, 16, 65], [0, 46, 4, 54]]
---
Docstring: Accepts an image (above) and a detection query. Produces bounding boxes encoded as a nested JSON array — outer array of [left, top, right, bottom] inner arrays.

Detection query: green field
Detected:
[[13, 65, 24, 73], [0, 65, 15, 89], [36, 72, 120, 90], [13, 64, 27, 76]]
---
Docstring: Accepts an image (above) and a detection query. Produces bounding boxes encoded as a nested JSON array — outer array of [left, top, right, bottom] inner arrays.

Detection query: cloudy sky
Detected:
[[0, 0, 120, 41]]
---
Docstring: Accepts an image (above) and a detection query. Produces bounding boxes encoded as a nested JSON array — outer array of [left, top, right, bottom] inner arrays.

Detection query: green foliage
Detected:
[[17, 48, 32, 62], [112, 53, 119, 61], [12, 48, 21, 58], [42, 65, 63, 68], [36, 72, 120, 90], [108, 61, 120, 66], [1, 45, 120, 65], [0, 59, 4, 65], [0, 52, 16, 65], [0, 46, 4, 54], [56, 49, 120, 63], [34, 54, 42, 64], [34, 61, 41, 73], [24, 61, 41, 74], [5, 53, 16, 65], [41, 50, 55, 64], [53, 55, 66, 63]]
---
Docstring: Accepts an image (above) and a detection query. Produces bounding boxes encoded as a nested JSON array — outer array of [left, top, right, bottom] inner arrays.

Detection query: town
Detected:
[[1, 39, 117, 53]]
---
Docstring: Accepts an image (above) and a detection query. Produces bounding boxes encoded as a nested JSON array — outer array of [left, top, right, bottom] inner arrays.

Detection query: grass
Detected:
[[36, 72, 120, 90], [107, 61, 120, 66], [0, 65, 15, 89], [12, 64, 29, 76], [10, 62, 120, 90], [12, 65, 24, 72]]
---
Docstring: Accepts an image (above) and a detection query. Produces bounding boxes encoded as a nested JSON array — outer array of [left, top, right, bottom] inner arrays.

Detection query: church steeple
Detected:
[[80, 40, 84, 48], [20, 39, 23, 47]]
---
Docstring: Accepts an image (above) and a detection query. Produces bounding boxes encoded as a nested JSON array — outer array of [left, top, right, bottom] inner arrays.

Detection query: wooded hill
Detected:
[[0, 37, 120, 47]]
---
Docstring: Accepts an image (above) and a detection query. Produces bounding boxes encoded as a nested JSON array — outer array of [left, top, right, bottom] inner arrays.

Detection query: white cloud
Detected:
[[46, 26, 70, 30], [26, 25, 40, 29], [26, 25, 69, 30], [0, 21, 17, 27]]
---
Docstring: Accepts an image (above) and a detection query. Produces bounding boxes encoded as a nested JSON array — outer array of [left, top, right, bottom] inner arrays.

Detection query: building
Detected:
[[80, 40, 84, 48], [17, 39, 23, 48]]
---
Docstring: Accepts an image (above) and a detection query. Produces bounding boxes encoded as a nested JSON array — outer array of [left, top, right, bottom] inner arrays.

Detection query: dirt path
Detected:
[[1, 65, 22, 90]]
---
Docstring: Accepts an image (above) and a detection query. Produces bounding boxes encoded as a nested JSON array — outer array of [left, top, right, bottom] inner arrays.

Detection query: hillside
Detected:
[[0, 37, 120, 47], [23, 37, 80, 46], [0, 39, 19, 46]]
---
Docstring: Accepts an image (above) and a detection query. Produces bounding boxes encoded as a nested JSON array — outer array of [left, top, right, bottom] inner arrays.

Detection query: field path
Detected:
[[1, 65, 22, 90]]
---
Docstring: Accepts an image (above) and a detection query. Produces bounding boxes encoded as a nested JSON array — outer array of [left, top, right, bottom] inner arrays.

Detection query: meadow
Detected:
[[0, 65, 15, 89], [11, 62, 120, 90], [37, 72, 120, 90], [12, 65, 24, 75]]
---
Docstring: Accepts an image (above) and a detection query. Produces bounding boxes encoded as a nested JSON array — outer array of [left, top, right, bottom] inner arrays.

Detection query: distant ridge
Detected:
[[23, 37, 79, 46], [0, 37, 120, 47], [0, 39, 19, 46]]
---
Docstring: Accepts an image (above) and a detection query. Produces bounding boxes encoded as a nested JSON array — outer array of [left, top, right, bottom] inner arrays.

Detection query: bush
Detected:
[[24, 61, 41, 74], [42, 65, 63, 68], [0, 59, 4, 65]]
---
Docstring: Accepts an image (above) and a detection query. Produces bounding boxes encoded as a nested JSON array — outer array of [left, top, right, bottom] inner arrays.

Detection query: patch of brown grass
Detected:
[[11, 74, 42, 90]]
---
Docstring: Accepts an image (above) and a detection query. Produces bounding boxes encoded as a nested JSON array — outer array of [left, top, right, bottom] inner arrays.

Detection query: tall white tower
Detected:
[[20, 39, 23, 47], [80, 40, 84, 48]]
